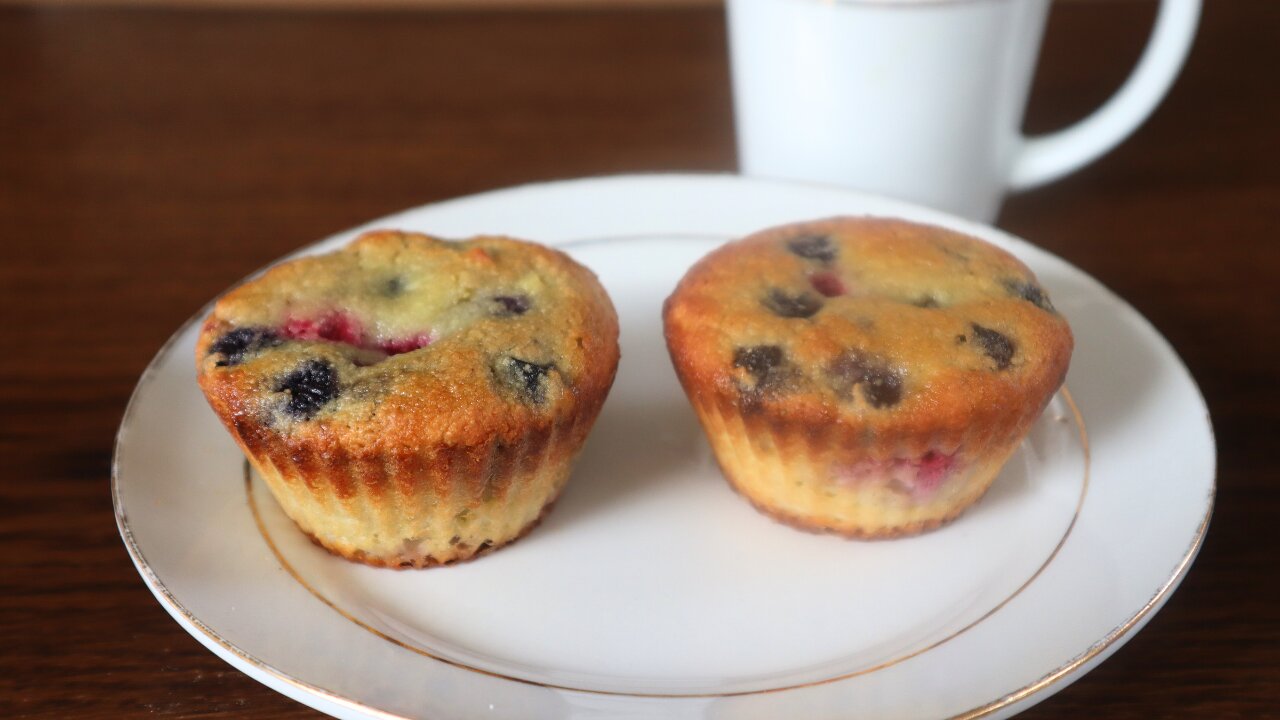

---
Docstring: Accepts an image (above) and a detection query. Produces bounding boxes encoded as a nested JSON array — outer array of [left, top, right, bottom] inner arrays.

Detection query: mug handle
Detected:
[[1009, 0, 1201, 191]]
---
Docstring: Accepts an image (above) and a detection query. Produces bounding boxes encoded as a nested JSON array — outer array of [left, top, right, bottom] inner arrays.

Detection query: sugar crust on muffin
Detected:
[[197, 230, 620, 567], [663, 217, 1073, 537]]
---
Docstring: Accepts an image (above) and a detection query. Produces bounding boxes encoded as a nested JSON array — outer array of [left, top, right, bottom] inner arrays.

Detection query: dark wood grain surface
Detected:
[[2, 1, 1277, 718]]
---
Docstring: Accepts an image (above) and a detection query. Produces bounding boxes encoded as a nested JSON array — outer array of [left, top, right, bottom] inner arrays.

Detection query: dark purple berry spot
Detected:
[[862, 373, 903, 408], [828, 351, 903, 408], [276, 359, 339, 419], [912, 295, 941, 309], [732, 345, 794, 405], [971, 324, 1015, 370], [786, 234, 836, 263], [210, 327, 279, 367], [382, 276, 406, 297], [763, 288, 822, 318], [733, 345, 785, 387], [492, 295, 531, 317], [1002, 279, 1055, 313], [496, 356, 554, 405]]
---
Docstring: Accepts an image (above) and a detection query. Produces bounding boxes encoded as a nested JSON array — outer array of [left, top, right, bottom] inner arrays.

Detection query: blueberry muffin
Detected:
[[663, 217, 1072, 537], [197, 230, 620, 567]]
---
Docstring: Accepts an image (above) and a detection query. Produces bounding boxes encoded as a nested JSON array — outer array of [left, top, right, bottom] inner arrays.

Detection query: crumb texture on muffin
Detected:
[[663, 217, 1073, 537], [197, 230, 620, 567]]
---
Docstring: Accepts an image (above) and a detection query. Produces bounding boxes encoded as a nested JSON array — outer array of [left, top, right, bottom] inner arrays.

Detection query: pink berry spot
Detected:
[[810, 271, 846, 297], [912, 450, 956, 495], [282, 311, 363, 345], [831, 449, 958, 501], [317, 311, 364, 345], [280, 310, 432, 361], [282, 316, 320, 340]]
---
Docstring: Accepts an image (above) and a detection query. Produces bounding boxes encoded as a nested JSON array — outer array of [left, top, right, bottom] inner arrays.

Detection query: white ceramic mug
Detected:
[[727, 0, 1201, 222]]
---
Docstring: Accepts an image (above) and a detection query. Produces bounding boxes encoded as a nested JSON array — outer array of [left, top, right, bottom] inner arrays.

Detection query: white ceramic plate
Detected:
[[114, 174, 1215, 720]]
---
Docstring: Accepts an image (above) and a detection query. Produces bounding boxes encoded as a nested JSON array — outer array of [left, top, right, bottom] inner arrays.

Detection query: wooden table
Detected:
[[3, 1, 1276, 717]]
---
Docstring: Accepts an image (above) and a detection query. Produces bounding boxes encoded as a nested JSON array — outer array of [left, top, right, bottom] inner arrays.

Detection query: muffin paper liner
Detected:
[[236, 411, 593, 568], [690, 393, 1030, 538]]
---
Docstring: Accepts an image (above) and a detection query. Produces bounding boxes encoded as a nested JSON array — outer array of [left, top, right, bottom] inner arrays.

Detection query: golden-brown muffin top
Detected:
[[196, 230, 619, 450], [663, 217, 1073, 435]]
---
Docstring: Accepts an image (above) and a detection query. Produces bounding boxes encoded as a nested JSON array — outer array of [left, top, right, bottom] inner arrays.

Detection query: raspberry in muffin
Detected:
[[196, 230, 620, 567], [662, 217, 1072, 537]]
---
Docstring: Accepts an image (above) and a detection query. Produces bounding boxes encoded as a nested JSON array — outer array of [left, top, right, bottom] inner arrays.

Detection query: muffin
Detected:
[[196, 230, 620, 567], [662, 217, 1072, 537]]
